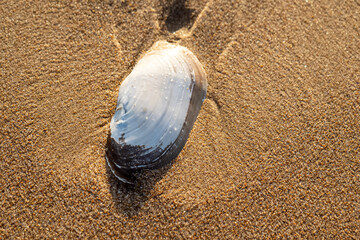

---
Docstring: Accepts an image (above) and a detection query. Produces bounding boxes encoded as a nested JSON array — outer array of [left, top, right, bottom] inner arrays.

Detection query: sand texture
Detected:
[[1, 0, 359, 238]]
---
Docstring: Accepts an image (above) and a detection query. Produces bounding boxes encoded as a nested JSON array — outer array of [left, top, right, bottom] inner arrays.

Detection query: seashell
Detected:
[[106, 41, 207, 184]]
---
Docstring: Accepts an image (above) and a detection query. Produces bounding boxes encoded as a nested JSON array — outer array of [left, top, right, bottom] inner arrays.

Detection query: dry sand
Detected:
[[1, 0, 359, 238]]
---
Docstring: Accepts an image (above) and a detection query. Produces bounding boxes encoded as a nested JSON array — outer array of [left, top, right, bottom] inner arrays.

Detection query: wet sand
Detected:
[[1, 0, 359, 238]]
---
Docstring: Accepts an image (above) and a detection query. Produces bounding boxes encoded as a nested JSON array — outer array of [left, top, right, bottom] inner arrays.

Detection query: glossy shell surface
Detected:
[[106, 41, 207, 183]]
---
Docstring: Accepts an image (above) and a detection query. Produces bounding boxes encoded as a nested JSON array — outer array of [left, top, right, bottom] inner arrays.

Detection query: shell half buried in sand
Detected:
[[106, 41, 207, 184]]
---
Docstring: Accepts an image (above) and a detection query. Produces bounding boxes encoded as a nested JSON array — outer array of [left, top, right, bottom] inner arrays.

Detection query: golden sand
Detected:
[[1, 0, 359, 238]]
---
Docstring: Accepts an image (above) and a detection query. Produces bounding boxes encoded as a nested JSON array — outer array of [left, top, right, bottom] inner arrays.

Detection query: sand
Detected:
[[1, 0, 359, 238]]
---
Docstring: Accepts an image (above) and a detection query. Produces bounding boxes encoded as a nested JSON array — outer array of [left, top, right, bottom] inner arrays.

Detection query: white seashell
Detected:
[[106, 41, 207, 184]]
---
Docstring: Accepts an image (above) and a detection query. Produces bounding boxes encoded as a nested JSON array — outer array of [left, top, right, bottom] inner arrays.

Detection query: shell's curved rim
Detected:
[[105, 154, 134, 184], [147, 41, 207, 91]]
